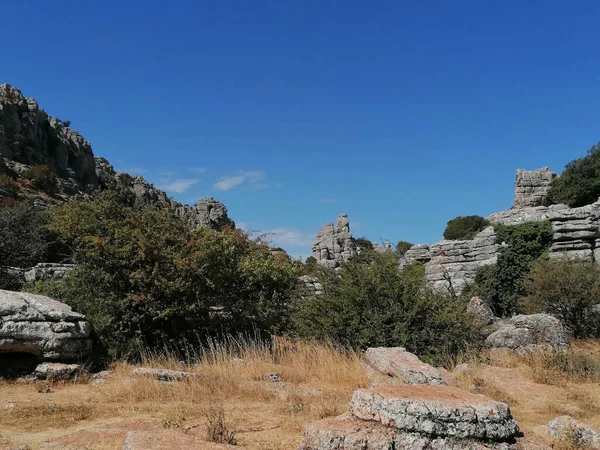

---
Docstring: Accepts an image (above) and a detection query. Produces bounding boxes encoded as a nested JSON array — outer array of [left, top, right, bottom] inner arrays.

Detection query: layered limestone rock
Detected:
[[364, 347, 446, 385], [0, 290, 94, 376], [312, 214, 358, 269], [402, 226, 498, 293], [23, 263, 76, 283], [485, 314, 569, 353], [513, 167, 557, 208]]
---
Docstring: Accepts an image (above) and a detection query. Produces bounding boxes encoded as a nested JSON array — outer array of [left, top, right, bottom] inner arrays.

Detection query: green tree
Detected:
[[524, 258, 600, 338], [291, 250, 480, 366], [395, 240, 413, 255], [468, 221, 553, 317], [443, 215, 490, 240], [30, 192, 299, 358], [547, 142, 600, 207]]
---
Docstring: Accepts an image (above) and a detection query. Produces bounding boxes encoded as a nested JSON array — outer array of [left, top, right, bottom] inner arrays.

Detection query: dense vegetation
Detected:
[[291, 250, 481, 365], [443, 215, 490, 240], [468, 221, 553, 317], [27, 192, 299, 358], [547, 142, 600, 207], [524, 258, 600, 338], [395, 240, 413, 255]]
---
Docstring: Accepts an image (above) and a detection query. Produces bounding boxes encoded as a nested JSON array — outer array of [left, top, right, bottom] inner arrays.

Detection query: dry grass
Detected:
[[0, 338, 368, 449]]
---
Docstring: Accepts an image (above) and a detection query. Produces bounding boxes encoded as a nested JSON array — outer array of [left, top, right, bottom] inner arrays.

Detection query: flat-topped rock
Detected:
[[364, 347, 446, 385], [0, 290, 93, 369], [298, 413, 514, 450], [349, 385, 519, 441]]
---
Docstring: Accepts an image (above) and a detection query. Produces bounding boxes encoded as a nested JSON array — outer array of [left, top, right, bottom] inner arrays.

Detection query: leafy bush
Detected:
[[443, 215, 490, 240], [523, 258, 600, 338], [0, 174, 17, 197], [29, 192, 299, 358], [25, 165, 57, 193], [547, 142, 600, 207], [395, 240, 413, 255], [291, 250, 481, 366], [0, 202, 49, 289], [468, 221, 553, 317]]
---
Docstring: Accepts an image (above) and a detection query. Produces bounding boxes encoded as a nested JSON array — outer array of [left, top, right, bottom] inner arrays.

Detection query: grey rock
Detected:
[[312, 214, 358, 269], [513, 167, 557, 208], [0, 289, 93, 361], [363, 347, 446, 385], [298, 413, 515, 450], [547, 416, 600, 448], [298, 275, 324, 299], [485, 314, 569, 353], [33, 362, 82, 380], [349, 385, 519, 441], [23, 263, 75, 283], [131, 367, 197, 381]]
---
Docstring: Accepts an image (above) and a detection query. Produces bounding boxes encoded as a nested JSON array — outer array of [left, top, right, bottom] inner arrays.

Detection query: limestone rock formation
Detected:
[[0, 84, 97, 193], [363, 347, 446, 385], [298, 275, 324, 299], [23, 263, 76, 283], [485, 314, 569, 353], [401, 226, 498, 293], [299, 383, 520, 449], [0, 289, 94, 376], [312, 214, 358, 269], [513, 167, 557, 208]]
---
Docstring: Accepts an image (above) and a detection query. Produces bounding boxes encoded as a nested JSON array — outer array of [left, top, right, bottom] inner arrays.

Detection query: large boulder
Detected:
[[349, 385, 519, 442], [485, 314, 569, 353], [363, 347, 446, 385], [0, 289, 94, 377]]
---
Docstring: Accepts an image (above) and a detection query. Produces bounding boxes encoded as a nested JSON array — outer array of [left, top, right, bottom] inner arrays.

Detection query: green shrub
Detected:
[[0, 174, 17, 197], [523, 258, 600, 338], [443, 215, 490, 240], [291, 250, 481, 366], [29, 192, 299, 358], [468, 221, 553, 317], [25, 165, 57, 193], [395, 240, 413, 255], [547, 142, 600, 207]]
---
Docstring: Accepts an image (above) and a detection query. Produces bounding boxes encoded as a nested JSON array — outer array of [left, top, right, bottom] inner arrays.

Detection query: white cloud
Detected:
[[213, 170, 268, 191], [157, 178, 200, 194], [266, 227, 313, 247]]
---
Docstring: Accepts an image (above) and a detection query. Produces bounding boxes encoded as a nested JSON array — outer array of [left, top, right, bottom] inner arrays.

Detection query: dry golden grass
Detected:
[[0, 338, 368, 449]]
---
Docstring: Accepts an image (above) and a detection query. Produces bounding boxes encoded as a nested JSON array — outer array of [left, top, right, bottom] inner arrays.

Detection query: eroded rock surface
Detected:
[[513, 167, 557, 208], [485, 314, 569, 353], [312, 214, 358, 269], [547, 416, 600, 448], [363, 347, 446, 385]]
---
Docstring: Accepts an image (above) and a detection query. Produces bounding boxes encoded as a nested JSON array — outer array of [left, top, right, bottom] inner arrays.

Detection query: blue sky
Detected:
[[3, 1, 600, 258]]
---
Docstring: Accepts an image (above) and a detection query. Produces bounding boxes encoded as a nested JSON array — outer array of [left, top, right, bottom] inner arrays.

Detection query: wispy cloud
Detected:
[[157, 178, 200, 194], [214, 170, 268, 191], [320, 198, 338, 204], [265, 227, 313, 247]]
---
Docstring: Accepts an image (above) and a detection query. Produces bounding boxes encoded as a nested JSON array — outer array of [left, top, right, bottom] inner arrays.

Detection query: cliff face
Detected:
[[0, 84, 233, 231]]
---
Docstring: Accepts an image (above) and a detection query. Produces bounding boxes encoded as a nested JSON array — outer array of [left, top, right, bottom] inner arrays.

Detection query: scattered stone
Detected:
[[298, 413, 514, 450], [33, 362, 82, 380], [266, 372, 281, 382], [485, 314, 569, 353], [123, 430, 240, 450], [363, 347, 446, 385], [349, 385, 519, 441], [131, 367, 197, 382], [547, 416, 600, 448]]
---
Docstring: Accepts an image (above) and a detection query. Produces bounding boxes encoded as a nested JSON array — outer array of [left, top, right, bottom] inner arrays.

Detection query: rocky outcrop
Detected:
[[299, 384, 520, 450], [402, 226, 498, 293], [0, 289, 94, 377], [23, 263, 76, 283], [513, 167, 557, 209], [547, 416, 600, 448], [0, 84, 97, 193], [312, 214, 358, 269], [298, 275, 324, 298], [364, 347, 446, 385], [485, 314, 569, 353]]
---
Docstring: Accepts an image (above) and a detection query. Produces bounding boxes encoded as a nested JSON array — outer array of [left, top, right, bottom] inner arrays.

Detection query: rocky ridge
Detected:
[[0, 84, 233, 231]]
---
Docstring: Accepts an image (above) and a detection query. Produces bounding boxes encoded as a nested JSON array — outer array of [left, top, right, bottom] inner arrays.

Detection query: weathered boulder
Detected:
[[23, 263, 76, 283], [547, 416, 600, 448], [0, 289, 93, 376], [298, 413, 514, 450], [513, 167, 557, 209], [349, 385, 519, 441], [363, 347, 446, 385], [485, 314, 569, 353], [33, 362, 82, 380]]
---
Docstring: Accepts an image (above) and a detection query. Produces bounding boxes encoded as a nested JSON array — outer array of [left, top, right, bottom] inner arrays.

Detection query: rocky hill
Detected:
[[0, 84, 233, 230]]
